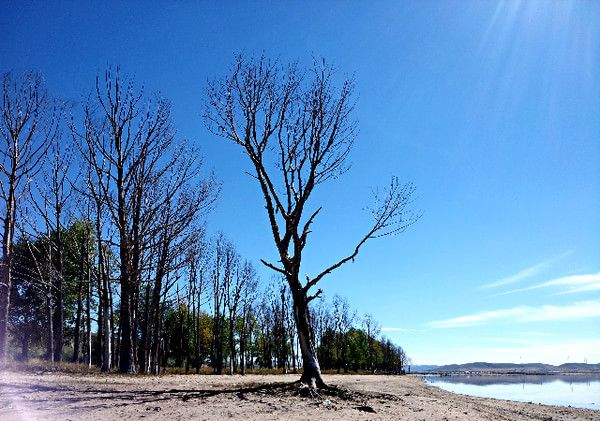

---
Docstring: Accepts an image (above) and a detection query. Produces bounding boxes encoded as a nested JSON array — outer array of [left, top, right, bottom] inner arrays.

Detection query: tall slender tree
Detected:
[[0, 72, 58, 361], [28, 134, 74, 362]]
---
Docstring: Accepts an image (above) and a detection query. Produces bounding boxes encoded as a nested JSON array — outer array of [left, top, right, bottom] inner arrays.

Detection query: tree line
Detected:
[[9, 216, 409, 374], [1, 68, 216, 373], [7, 216, 409, 374], [1, 58, 416, 382]]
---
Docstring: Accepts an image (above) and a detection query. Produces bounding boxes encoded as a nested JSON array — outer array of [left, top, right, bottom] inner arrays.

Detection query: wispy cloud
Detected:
[[482, 251, 572, 289], [554, 282, 600, 296], [428, 300, 600, 329], [495, 272, 600, 296], [414, 338, 600, 366]]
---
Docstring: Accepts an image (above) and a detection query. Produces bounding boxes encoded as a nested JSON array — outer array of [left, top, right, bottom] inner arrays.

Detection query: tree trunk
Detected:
[[248, 329, 253, 369], [290, 328, 297, 374], [53, 212, 64, 363], [184, 302, 191, 374], [20, 331, 29, 362], [194, 288, 201, 374], [0, 260, 11, 361], [139, 280, 152, 374], [0, 185, 15, 362], [108, 274, 116, 369], [104, 262, 112, 371], [119, 280, 135, 373], [72, 261, 84, 363], [98, 241, 112, 372], [291, 289, 325, 389], [97, 295, 104, 367], [85, 265, 92, 368], [46, 283, 54, 362], [229, 311, 235, 374], [215, 314, 223, 374], [239, 329, 246, 375], [150, 266, 165, 375]]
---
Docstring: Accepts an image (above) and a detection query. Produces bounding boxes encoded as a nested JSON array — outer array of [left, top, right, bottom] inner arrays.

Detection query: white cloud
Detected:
[[413, 338, 600, 366], [554, 282, 600, 295], [428, 300, 600, 329], [496, 272, 600, 296], [482, 251, 572, 289]]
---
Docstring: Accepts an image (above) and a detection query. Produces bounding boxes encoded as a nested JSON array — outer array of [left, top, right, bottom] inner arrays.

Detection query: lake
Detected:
[[425, 374, 600, 410]]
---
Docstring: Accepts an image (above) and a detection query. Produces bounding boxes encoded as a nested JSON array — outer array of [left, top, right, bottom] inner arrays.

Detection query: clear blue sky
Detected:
[[2, 1, 598, 365]]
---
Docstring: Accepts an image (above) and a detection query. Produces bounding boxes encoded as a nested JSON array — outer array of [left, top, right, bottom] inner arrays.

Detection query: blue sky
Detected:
[[1, 1, 598, 365]]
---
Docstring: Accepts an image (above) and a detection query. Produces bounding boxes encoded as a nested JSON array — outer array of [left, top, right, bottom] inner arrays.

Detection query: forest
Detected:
[[0, 62, 411, 378]]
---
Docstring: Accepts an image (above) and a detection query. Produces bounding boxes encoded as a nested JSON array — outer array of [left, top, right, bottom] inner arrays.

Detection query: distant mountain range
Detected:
[[426, 362, 600, 374], [408, 365, 440, 373]]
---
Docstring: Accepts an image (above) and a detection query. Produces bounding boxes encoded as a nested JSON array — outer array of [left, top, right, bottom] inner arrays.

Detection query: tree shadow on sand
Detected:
[[0, 380, 389, 414]]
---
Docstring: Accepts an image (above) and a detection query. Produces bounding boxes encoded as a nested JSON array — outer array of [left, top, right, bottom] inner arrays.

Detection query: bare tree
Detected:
[[28, 133, 74, 362], [224, 255, 249, 374], [86, 168, 113, 372], [145, 184, 210, 374], [362, 313, 381, 373], [22, 232, 55, 361], [238, 261, 258, 375], [74, 67, 215, 373], [205, 56, 418, 388], [210, 234, 236, 374], [332, 294, 354, 373], [0, 72, 58, 361], [186, 234, 208, 374]]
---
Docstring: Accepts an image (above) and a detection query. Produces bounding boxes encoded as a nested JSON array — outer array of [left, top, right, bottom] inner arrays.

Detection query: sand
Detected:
[[0, 371, 598, 420]]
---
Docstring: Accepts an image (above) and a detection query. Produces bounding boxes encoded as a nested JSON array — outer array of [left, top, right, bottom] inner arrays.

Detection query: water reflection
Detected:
[[425, 374, 600, 410]]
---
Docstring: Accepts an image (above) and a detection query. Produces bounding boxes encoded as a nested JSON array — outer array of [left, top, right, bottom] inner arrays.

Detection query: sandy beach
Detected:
[[0, 372, 598, 421]]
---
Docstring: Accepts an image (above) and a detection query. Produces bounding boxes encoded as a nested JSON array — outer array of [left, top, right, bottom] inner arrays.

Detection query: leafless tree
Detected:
[[74, 67, 216, 373], [0, 72, 58, 361], [186, 234, 209, 374], [332, 294, 354, 373], [22, 231, 55, 361], [28, 133, 74, 362], [362, 313, 381, 373], [84, 167, 113, 372], [273, 281, 289, 371], [205, 55, 418, 388], [210, 234, 236, 374], [238, 261, 258, 375], [145, 186, 211, 374], [225, 257, 252, 374]]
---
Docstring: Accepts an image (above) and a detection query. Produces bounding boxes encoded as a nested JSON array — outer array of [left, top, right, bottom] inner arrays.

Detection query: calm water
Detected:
[[425, 374, 600, 410]]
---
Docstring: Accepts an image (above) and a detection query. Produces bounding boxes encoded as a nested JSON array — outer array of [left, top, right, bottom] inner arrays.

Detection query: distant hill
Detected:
[[558, 362, 600, 371], [408, 365, 439, 373], [430, 361, 600, 374]]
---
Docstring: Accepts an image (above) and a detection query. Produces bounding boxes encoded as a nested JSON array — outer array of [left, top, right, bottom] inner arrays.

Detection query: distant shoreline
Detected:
[[427, 370, 600, 376], [416, 361, 600, 375]]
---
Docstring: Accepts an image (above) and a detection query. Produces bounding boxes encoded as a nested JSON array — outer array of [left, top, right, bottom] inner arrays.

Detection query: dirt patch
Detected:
[[0, 372, 598, 420]]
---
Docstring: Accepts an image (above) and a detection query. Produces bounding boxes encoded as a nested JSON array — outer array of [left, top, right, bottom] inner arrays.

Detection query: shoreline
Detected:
[[1, 372, 598, 420], [425, 371, 600, 376]]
